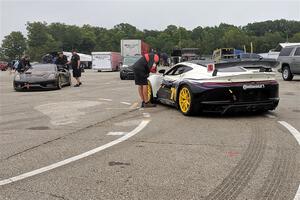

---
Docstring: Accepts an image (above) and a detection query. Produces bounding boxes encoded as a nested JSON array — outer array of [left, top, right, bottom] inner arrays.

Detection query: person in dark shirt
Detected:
[[17, 55, 31, 73], [67, 49, 81, 87], [55, 52, 68, 66], [132, 53, 160, 107]]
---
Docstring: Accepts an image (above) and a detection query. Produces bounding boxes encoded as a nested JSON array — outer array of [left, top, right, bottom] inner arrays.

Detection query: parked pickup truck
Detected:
[[277, 45, 300, 81]]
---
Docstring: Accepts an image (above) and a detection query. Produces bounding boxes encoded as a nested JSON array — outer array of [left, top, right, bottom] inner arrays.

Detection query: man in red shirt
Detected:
[[132, 53, 160, 107]]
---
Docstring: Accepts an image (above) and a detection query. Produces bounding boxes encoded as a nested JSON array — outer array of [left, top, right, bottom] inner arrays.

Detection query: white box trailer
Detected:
[[92, 52, 122, 72], [121, 39, 150, 57]]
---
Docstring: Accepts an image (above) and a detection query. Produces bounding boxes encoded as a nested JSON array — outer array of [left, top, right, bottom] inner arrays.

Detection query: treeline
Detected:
[[1, 19, 300, 61]]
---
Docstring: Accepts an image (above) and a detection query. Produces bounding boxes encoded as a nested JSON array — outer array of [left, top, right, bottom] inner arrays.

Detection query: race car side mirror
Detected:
[[159, 69, 166, 74]]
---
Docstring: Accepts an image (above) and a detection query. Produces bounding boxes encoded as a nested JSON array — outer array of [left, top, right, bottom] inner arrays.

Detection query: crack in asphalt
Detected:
[[131, 140, 246, 148], [15, 187, 69, 200], [130, 140, 298, 152], [0, 107, 141, 162], [4, 137, 64, 160]]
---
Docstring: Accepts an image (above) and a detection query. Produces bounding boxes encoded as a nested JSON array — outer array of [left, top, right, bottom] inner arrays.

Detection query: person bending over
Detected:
[[132, 53, 159, 108]]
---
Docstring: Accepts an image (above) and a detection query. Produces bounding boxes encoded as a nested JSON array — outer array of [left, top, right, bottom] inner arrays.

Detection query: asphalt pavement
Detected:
[[0, 69, 299, 200]]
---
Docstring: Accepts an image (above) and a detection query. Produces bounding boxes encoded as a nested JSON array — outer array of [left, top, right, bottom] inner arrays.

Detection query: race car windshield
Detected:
[[123, 56, 141, 66], [32, 64, 56, 71]]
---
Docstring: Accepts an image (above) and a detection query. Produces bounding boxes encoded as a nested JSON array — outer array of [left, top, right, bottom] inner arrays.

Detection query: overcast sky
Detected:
[[0, 0, 300, 42]]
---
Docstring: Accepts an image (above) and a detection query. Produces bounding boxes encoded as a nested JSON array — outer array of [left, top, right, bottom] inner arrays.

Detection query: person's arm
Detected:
[[77, 56, 80, 69], [63, 56, 68, 65]]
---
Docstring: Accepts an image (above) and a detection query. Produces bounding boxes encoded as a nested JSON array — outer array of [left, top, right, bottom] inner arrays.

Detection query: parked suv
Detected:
[[277, 45, 300, 81]]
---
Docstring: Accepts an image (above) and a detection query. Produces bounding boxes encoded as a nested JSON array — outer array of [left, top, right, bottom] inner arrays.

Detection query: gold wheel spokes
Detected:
[[179, 87, 191, 113], [147, 82, 152, 101]]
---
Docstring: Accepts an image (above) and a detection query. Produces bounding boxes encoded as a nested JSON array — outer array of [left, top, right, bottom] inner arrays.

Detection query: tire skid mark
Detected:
[[206, 125, 266, 200], [256, 148, 296, 200], [275, 149, 296, 200]]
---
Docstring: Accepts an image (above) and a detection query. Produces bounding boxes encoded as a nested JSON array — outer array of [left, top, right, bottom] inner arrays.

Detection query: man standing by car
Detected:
[[55, 52, 68, 66], [133, 52, 160, 108], [68, 49, 81, 87], [17, 55, 31, 73]]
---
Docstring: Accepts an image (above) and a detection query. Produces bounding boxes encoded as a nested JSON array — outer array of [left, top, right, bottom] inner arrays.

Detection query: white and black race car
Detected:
[[147, 60, 279, 115]]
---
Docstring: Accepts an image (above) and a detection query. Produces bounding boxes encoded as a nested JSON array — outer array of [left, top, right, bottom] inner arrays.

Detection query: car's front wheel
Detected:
[[178, 86, 194, 116], [282, 66, 293, 81], [57, 76, 62, 89], [120, 71, 125, 80]]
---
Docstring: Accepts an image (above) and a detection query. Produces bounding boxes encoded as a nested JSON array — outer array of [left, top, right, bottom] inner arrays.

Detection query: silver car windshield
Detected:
[[123, 56, 141, 66], [32, 64, 56, 71]]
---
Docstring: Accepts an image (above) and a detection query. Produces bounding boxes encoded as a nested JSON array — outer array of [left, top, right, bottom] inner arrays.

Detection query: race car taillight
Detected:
[[207, 63, 215, 72]]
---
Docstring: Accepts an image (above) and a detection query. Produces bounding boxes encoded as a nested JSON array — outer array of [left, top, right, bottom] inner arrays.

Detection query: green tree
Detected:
[[222, 28, 249, 50], [253, 32, 285, 53], [27, 22, 60, 61], [290, 32, 300, 42], [9, 19, 299, 58], [1, 31, 27, 61]]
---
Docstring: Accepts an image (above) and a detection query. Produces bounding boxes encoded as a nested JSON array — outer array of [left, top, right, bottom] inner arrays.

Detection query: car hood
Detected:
[[121, 65, 134, 71], [22, 69, 54, 76]]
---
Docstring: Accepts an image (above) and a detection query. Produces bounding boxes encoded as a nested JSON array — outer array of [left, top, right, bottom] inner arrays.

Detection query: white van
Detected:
[[92, 52, 122, 72]]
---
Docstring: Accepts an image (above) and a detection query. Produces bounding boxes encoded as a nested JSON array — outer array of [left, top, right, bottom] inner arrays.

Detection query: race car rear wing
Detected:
[[213, 60, 279, 69], [206, 60, 279, 76]]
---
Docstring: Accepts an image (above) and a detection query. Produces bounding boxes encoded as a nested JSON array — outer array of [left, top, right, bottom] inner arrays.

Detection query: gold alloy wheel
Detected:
[[179, 87, 191, 113], [147, 81, 152, 102]]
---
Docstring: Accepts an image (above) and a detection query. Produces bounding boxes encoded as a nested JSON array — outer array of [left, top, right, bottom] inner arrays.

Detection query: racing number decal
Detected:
[[170, 87, 176, 101]]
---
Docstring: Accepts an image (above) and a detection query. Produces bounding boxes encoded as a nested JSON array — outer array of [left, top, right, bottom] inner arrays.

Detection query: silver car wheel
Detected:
[[283, 68, 289, 79]]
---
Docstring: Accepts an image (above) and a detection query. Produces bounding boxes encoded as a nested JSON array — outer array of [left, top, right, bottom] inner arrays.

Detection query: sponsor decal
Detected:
[[243, 84, 265, 90], [170, 87, 176, 101]]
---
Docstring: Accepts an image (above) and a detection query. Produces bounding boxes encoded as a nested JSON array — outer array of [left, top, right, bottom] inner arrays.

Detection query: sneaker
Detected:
[[74, 84, 80, 87], [144, 102, 156, 108], [79, 82, 82, 85]]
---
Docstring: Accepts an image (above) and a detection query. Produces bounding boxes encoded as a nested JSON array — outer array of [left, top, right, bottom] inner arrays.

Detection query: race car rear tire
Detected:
[[178, 85, 194, 116], [282, 66, 293, 81], [147, 81, 154, 103]]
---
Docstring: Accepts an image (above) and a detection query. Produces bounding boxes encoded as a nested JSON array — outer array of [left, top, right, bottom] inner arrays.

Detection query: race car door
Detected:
[[157, 64, 191, 104]]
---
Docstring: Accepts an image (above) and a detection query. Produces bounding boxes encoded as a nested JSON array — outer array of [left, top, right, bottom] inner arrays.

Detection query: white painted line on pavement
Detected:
[[294, 187, 300, 200], [143, 113, 151, 118], [120, 102, 131, 105], [130, 102, 139, 109], [105, 108, 132, 110], [107, 132, 126, 136], [265, 114, 276, 119], [0, 119, 150, 186], [98, 98, 112, 102], [278, 121, 300, 145], [278, 121, 300, 200]]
